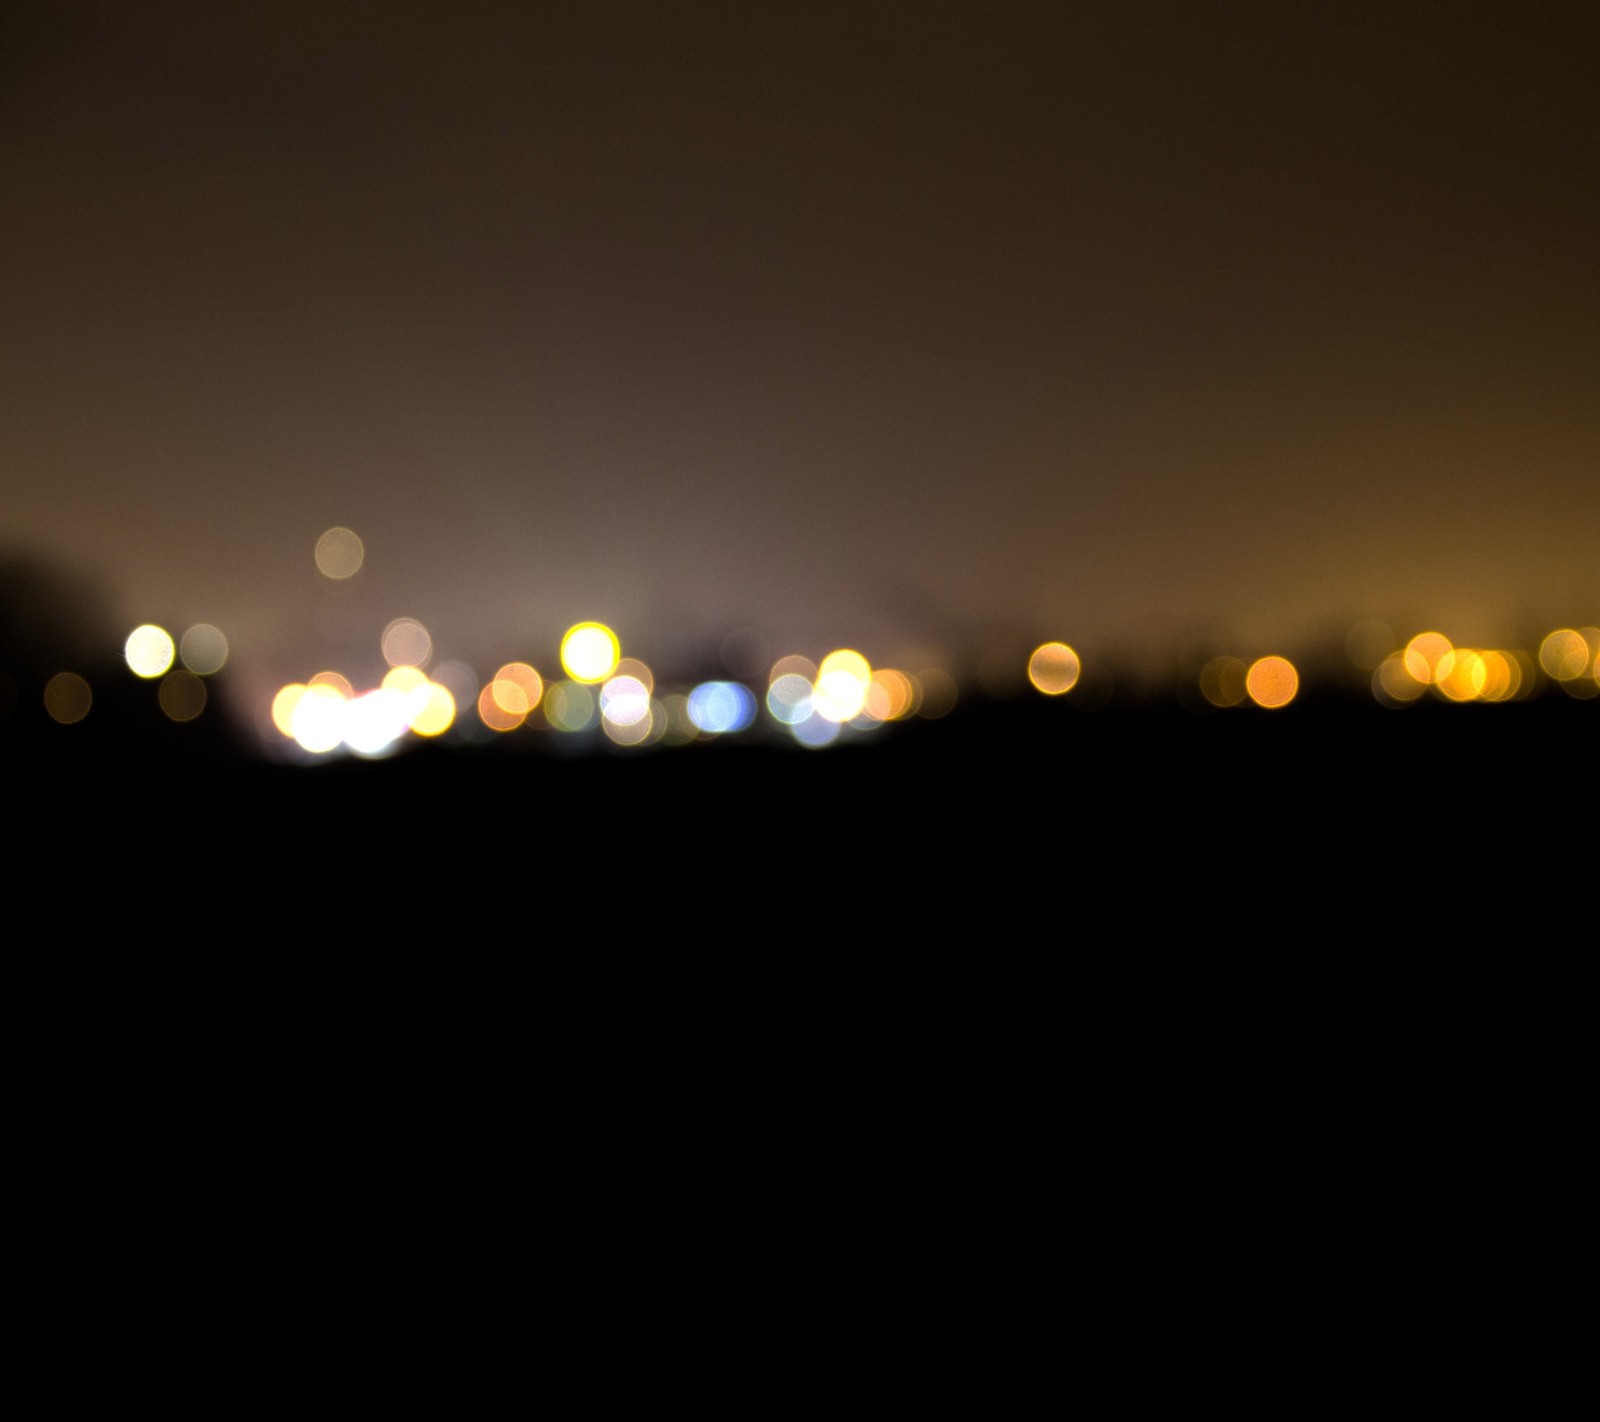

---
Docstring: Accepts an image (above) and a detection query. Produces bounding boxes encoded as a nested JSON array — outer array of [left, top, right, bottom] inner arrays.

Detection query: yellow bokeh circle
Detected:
[[560, 623, 620, 684]]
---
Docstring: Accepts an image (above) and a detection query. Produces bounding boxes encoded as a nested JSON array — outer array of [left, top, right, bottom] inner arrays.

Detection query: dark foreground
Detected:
[[7, 692, 1587, 1360]]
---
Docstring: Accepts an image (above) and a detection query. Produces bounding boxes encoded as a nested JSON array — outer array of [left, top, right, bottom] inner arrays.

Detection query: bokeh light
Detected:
[[813, 649, 872, 723], [179, 623, 229, 675], [1540, 629, 1590, 681], [1200, 656, 1249, 708], [1474, 650, 1517, 703], [857, 671, 904, 723], [560, 623, 620, 683], [870, 668, 918, 720], [1443, 652, 1485, 703], [602, 696, 658, 746], [315, 526, 364, 579], [687, 681, 757, 734], [766, 673, 815, 725], [1403, 632, 1455, 685], [125, 624, 175, 679], [1584, 629, 1600, 686], [544, 681, 597, 732], [1374, 653, 1426, 707], [769, 654, 818, 686], [600, 674, 651, 727], [271, 684, 307, 737], [1245, 656, 1298, 709], [659, 693, 699, 745], [410, 682, 457, 737], [791, 713, 841, 749], [159, 670, 207, 722], [1027, 642, 1081, 695], [490, 662, 543, 716], [380, 665, 456, 733], [381, 617, 433, 669], [381, 664, 433, 719], [308, 670, 355, 700], [290, 682, 347, 753], [477, 682, 525, 732], [343, 689, 409, 756], [44, 672, 91, 724], [430, 660, 479, 716], [613, 658, 654, 695]]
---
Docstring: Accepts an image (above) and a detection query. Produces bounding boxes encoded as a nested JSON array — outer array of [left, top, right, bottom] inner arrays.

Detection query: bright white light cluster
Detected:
[[256, 610, 1600, 760], [270, 619, 456, 756], [264, 621, 949, 757]]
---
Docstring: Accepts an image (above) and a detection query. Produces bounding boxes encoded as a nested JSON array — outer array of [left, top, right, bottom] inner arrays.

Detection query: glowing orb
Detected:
[[1027, 642, 1081, 695], [1245, 655, 1298, 709], [315, 527, 364, 579], [125, 624, 176, 679], [560, 623, 620, 684]]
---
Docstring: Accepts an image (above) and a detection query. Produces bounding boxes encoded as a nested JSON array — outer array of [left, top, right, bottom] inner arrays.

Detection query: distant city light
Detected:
[[791, 712, 840, 748], [813, 649, 872, 723], [315, 526, 364, 580], [1540, 628, 1590, 681], [478, 682, 526, 731], [560, 622, 620, 684], [869, 669, 918, 720], [1245, 655, 1298, 709], [613, 658, 654, 695], [769, 654, 818, 686], [767, 673, 815, 725], [381, 617, 433, 669], [1201, 656, 1249, 708], [600, 674, 651, 727], [343, 689, 409, 756], [544, 681, 597, 732], [381, 664, 433, 718], [308, 670, 355, 700], [410, 682, 457, 736], [271, 684, 308, 737], [179, 623, 229, 675], [491, 662, 544, 716], [1027, 642, 1081, 696], [125, 624, 175, 679], [289, 683, 347, 753], [429, 660, 478, 719], [1438, 649, 1488, 702], [659, 693, 698, 745], [687, 681, 756, 733], [602, 694, 659, 745], [1404, 632, 1455, 685], [159, 670, 207, 722], [44, 672, 92, 724], [1373, 653, 1426, 707], [33, 583, 1596, 766]]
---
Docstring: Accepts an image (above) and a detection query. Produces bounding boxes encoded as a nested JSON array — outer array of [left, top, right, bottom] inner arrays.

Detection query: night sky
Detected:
[[3, 1, 1596, 701]]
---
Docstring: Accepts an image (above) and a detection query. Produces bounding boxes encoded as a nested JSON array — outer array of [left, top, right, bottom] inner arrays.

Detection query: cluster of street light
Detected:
[[240, 617, 1600, 761], [35, 620, 229, 727], [13, 525, 1598, 746], [18, 611, 1600, 748], [265, 618, 959, 758]]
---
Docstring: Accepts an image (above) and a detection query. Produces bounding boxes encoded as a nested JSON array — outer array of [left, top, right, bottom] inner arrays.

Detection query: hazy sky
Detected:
[[3, 1, 1595, 691]]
